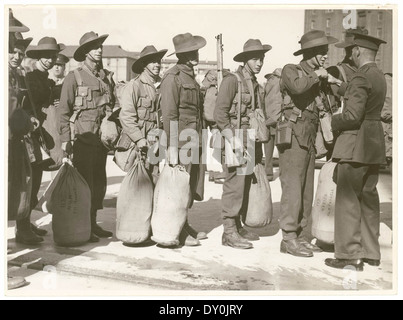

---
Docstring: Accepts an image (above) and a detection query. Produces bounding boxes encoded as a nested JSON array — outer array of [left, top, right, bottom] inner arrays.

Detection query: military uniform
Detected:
[[215, 65, 264, 221], [160, 63, 205, 204], [263, 69, 282, 179], [381, 73, 392, 161], [278, 61, 321, 241], [331, 62, 386, 261], [119, 72, 161, 176], [59, 60, 116, 226]]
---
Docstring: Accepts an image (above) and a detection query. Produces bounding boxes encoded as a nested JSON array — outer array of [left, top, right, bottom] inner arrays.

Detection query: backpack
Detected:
[[263, 68, 283, 128]]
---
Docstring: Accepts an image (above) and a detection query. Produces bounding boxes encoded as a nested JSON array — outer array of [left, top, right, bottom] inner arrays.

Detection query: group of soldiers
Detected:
[[8, 8, 391, 290]]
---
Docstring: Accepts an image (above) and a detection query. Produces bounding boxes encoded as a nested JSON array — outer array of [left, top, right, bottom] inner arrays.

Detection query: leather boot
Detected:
[[16, 217, 44, 245], [280, 239, 313, 257], [235, 217, 260, 241], [325, 258, 364, 271], [31, 223, 48, 237], [298, 237, 323, 253], [184, 221, 208, 240], [363, 258, 381, 267], [222, 218, 253, 249], [91, 209, 113, 238], [8, 276, 27, 290], [179, 228, 200, 246]]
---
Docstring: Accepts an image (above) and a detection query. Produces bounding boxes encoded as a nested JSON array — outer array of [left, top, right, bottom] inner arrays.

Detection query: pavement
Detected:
[[6, 156, 395, 297]]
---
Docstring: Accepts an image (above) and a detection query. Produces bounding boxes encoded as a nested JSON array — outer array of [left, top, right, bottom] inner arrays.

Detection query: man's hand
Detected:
[[30, 117, 40, 131], [314, 68, 328, 79], [327, 74, 342, 86], [137, 138, 148, 150], [61, 141, 73, 155]]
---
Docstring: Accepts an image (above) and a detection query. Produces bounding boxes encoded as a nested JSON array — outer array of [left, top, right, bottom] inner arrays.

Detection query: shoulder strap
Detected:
[[337, 65, 348, 83], [73, 69, 83, 86], [233, 72, 243, 130]]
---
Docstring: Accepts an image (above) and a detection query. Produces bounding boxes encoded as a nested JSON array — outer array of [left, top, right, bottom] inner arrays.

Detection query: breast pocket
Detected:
[[181, 83, 198, 107]]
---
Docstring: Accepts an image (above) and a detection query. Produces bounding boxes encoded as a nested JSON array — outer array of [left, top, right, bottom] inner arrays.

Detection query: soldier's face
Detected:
[[145, 59, 162, 77], [8, 47, 25, 69], [39, 53, 57, 70], [186, 50, 199, 66], [87, 45, 103, 62], [245, 54, 265, 75], [313, 46, 328, 67], [53, 64, 66, 78], [351, 46, 360, 67]]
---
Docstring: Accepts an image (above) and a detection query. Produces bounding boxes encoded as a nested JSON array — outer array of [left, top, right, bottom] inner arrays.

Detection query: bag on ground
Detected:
[[311, 161, 337, 244], [47, 161, 91, 246], [243, 163, 273, 227], [151, 165, 190, 246], [116, 156, 154, 244], [39, 164, 65, 213]]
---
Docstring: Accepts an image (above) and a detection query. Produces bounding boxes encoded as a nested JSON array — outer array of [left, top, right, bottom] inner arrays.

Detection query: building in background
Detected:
[[23, 44, 218, 84], [305, 9, 393, 73]]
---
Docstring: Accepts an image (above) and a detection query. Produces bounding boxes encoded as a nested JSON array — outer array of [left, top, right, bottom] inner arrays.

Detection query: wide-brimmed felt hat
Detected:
[[74, 31, 109, 62], [168, 33, 206, 57], [9, 9, 29, 33], [55, 53, 69, 65], [234, 39, 272, 62], [131, 46, 168, 73], [335, 28, 368, 48], [293, 30, 338, 56], [12, 32, 33, 51], [26, 37, 65, 59], [352, 32, 387, 51], [264, 67, 282, 79]]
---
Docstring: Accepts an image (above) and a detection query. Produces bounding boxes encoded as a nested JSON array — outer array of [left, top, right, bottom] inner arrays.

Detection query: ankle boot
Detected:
[[222, 218, 253, 249], [16, 217, 44, 245], [235, 216, 260, 241], [179, 227, 200, 246]]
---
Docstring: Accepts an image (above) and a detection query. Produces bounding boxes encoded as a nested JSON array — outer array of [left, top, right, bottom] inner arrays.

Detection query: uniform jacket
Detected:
[[280, 61, 320, 148], [214, 65, 262, 146], [331, 62, 386, 164], [58, 61, 116, 146], [9, 66, 32, 139], [263, 73, 282, 136], [119, 72, 160, 143], [327, 61, 357, 100], [160, 63, 204, 149]]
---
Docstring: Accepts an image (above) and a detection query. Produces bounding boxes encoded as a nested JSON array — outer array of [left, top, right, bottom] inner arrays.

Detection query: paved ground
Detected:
[[6, 156, 395, 297]]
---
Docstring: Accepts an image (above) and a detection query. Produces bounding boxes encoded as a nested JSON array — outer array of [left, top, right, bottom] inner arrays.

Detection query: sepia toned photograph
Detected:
[[3, 3, 397, 299]]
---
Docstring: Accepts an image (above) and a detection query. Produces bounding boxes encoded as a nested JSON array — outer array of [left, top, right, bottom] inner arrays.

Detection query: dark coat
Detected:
[[331, 63, 387, 164]]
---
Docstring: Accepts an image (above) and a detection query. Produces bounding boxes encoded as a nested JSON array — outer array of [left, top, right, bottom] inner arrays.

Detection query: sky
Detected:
[[11, 5, 305, 83]]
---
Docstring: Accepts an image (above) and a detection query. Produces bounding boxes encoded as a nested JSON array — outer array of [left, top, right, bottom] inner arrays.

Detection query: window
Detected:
[[326, 18, 331, 28], [311, 20, 315, 29], [378, 11, 383, 22], [377, 28, 383, 38]]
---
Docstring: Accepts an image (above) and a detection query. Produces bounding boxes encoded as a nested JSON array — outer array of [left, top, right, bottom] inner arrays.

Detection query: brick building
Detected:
[[304, 9, 393, 73]]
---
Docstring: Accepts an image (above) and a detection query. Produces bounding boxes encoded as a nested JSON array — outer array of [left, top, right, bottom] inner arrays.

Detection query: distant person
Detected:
[[325, 32, 387, 271], [263, 68, 282, 181]]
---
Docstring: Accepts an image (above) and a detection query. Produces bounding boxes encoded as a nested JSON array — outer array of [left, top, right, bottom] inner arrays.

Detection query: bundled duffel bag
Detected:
[[116, 155, 154, 244], [48, 160, 91, 246], [243, 163, 273, 227], [311, 161, 337, 244], [151, 165, 190, 246]]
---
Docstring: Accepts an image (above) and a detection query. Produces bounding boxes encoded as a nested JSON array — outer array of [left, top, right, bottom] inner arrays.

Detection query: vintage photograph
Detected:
[[4, 3, 396, 297]]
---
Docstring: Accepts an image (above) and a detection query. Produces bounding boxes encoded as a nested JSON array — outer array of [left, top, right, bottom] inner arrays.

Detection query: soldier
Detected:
[[325, 33, 387, 271], [381, 73, 392, 169], [214, 39, 271, 249], [263, 68, 282, 181], [278, 30, 337, 257], [50, 53, 69, 86], [8, 9, 31, 290], [59, 32, 116, 243], [160, 33, 208, 246], [119, 45, 167, 181]]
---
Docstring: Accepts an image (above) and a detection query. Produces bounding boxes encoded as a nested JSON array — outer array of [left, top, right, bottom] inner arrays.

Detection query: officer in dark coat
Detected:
[[325, 33, 387, 271], [214, 39, 271, 249], [279, 30, 337, 257], [59, 32, 116, 243], [160, 33, 208, 247]]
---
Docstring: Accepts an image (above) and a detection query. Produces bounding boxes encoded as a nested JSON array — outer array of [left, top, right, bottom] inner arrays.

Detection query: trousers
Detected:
[[73, 140, 108, 226], [278, 135, 315, 240], [334, 162, 381, 260], [221, 142, 263, 219]]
